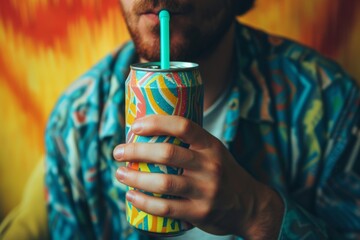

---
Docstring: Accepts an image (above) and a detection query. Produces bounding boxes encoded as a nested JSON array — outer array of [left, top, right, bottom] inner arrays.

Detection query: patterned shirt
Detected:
[[45, 22, 360, 239]]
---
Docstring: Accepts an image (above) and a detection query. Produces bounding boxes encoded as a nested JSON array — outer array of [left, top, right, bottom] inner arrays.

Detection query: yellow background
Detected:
[[0, 0, 359, 221]]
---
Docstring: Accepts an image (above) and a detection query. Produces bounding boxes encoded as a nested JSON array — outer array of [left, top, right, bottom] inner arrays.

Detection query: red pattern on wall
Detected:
[[0, 0, 359, 220]]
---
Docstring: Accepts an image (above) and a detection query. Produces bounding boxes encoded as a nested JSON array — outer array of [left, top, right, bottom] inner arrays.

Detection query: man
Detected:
[[2, 0, 359, 239]]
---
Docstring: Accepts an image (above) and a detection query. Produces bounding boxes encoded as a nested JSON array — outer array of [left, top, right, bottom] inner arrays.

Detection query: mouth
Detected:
[[140, 8, 186, 16], [134, 0, 193, 17], [139, 8, 188, 25], [140, 11, 160, 24], [135, 1, 194, 27]]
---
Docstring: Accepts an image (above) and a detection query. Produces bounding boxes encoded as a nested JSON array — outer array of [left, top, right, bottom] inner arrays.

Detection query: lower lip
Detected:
[[141, 13, 160, 24]]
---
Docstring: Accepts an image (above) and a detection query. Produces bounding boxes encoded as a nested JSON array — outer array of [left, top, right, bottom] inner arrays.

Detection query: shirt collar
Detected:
[[233, 22, 274, 123], [222, 22, 274, 143], [99, 41, 137, 140]]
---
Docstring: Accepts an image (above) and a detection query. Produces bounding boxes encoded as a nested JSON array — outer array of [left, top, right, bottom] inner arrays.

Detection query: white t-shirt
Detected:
[[161, 89, 234, 240]]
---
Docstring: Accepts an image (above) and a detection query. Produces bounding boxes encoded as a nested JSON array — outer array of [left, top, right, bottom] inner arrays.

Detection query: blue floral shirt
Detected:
[[45, 22, 360, 239]]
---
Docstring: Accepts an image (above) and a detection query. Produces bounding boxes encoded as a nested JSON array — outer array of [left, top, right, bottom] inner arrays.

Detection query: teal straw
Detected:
[[159, 10, 170, 69]]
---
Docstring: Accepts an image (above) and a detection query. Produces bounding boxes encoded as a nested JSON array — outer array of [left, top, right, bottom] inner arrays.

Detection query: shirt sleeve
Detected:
[[277, 70, 360, 239]]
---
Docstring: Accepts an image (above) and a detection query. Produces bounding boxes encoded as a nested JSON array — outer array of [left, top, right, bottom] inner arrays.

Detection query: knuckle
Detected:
[[148, 116, 158, 128], [161, 204, 173, 217], [202, 171, 221, 200], [197, 204, 212, 220], [162, 144, 176, 162], [187, 151, 201, 170], [208, 160, 224, 177], [204, 180, 219, 199], [178, 118, 192, 134], [159, 176, 175, 193], [188, 150, 196, 162]]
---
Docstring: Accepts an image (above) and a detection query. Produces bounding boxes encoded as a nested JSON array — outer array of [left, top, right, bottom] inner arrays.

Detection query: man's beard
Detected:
[[121, 0, 234, 62], [129, 22, 200, 62]]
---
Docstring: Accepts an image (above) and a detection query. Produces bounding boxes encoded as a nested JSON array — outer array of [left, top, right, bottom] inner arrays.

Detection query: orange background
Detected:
[[0, 0, 359, 221]]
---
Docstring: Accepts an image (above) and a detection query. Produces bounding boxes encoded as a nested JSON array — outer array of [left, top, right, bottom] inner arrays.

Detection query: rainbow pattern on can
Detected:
[[125, 62, 203, 235]]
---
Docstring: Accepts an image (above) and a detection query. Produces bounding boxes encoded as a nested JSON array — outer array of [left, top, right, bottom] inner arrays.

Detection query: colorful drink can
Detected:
[[125, 61, 203, 236]]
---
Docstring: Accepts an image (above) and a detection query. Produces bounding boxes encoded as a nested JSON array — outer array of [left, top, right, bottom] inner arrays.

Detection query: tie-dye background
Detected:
[[0, 0, 359, 221]]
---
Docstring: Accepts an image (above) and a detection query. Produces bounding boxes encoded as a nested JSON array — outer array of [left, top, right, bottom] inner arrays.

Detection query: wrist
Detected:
[[242, 183, 284, 239]]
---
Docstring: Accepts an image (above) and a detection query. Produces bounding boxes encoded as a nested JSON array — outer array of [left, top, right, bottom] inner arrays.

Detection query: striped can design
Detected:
[[124, 62, 203, 236]]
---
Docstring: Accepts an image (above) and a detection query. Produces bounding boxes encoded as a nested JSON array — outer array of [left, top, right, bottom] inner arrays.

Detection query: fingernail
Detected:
[[126, 190, 135, 203], [116, 167, 127, 181], [113, 146, 124, 159], [131, 121, 142, 133]]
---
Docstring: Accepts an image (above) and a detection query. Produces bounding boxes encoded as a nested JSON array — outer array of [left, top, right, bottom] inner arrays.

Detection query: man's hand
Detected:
[[113, 115, 284, 239]]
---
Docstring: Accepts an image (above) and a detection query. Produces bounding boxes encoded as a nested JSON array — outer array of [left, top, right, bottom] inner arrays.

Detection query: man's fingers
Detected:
[[126, 190, 192, 220], [131, 115, 213, 149], [113, 142, 201, 170], [116, 167, 197, 197]]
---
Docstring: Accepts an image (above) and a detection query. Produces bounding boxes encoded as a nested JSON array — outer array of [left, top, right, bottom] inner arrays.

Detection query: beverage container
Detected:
[[125, 61, 203, 236]]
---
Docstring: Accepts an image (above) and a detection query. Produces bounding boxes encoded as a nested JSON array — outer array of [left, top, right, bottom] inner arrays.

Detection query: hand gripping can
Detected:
[[125, 61, 203, 236]]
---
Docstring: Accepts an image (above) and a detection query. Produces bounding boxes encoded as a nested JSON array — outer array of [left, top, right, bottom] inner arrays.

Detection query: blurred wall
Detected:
[[0, 0, 359, 221]]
